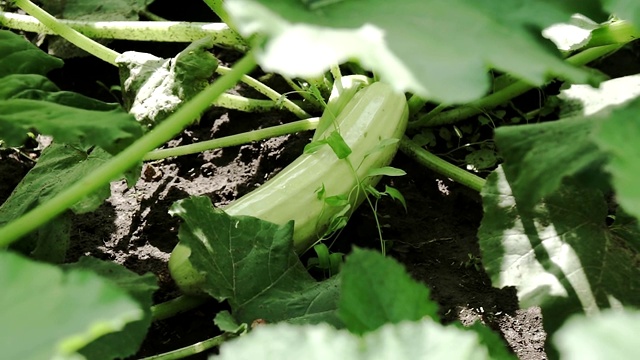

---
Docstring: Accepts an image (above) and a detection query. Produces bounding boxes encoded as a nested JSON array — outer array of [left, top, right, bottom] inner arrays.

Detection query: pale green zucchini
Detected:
[[170, 80, 408, 295]]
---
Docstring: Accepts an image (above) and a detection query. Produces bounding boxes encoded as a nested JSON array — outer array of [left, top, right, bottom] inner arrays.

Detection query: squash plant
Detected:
[[1, 0, 640, 359]]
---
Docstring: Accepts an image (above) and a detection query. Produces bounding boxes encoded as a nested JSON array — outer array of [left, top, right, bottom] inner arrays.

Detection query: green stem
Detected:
[[144, 117, 319, 161], [216, 66, 311, 119], [0, 53, 257, 248], [138, 9, 168, 22], [0, 11, 247, 49], [212, 93, 293, 112], [151, 295, 208, 322], [407, 94, 427, 117], [202, 0, 235, 32], [282, 76, 324, 111], [137, 334, 232, 360], [13, 0, 119, 65], [410, 44, 623, 128], [399, 137, 485, 192]]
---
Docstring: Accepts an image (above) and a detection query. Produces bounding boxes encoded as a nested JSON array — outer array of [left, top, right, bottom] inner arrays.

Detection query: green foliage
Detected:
[[593, 99, 640, 221], [117, 37, 219, 126], [169, 196, 342, 326], [338, 248, 439, 334], [65, 257, 158, 359], [3, 0, 640, 358], [0, 252, 144, 360], [0, 30, 63, 77], [0, 144, 112, 261], [478, 166, 640, 335], [225, 0, 598, 103]]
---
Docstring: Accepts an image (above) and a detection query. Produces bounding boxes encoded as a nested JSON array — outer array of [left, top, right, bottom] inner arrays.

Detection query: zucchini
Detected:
[[170, 80, 408, 295]]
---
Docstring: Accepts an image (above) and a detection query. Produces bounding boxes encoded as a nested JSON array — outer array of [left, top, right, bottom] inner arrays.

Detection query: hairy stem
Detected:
[[0, 53, 257, 247], [13, 0, 119, 64], [144, 117, 319, 160], [0, 11, 247, 49]]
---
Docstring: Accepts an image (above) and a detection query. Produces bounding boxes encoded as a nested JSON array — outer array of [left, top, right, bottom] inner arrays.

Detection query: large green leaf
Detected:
[[0, 252, 142, 360], [0, 144, 112, 261], [338, 248, 438, 334], [66, 257, 158, 360], [225, 0, 600, 103], [553, 308, 640, 360], [0, 31, 143, 154], [117, 37, 219, 126], [593, 98, 640, 223], [214, 320, 491, 360], [0, 30, 63, 78], [0, 74, 122, 111], [478, 166, 640, 335], [0, 99, 141, 155], [169, 196, 341, 326], [494, 117, 608, 210]]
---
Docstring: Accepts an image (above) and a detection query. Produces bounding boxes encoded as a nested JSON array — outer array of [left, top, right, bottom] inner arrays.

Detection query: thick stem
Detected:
[[13, 0, 119, 65], [151, 295, 208, 321], [399, 137, 485, 192], [0, 53, 257, 248], [144, 117, 319, 161], [213, 93, 292, 112], [407, 94, 427, 117], [0, 11, 247, 49]]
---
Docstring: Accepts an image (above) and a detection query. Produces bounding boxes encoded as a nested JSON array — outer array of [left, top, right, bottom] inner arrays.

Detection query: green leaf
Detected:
[[324, 194, 349, 207], [366, 166, 406, 178], [494, 117, 607, 209], [64, 257, 157, 360], [326, 130, 352, 159], [1, 74, 121, 111], [0, 30, 63, 78], [0, 99, 142, 155], [214, 320, 491, 359], [553, 308, 640, 360], [384, 185, 407, 212], [0, 252, 143, 360], [304, 139, 328, 154], [465, 148, 498, 170], [169, 196, 342, 326], [558, 74, 640, 118], [0, 144, 113, 260], [478, 166, 640, 335], [226, 0, 597, 103], [116, 37, 219, 126], [215, 311, 248, 334], [593, 99, 640, 222], [338, 248, 439, 335]]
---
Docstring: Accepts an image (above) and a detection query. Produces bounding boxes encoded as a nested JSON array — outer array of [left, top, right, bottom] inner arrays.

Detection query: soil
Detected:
[[5, 2, 640, 358]]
